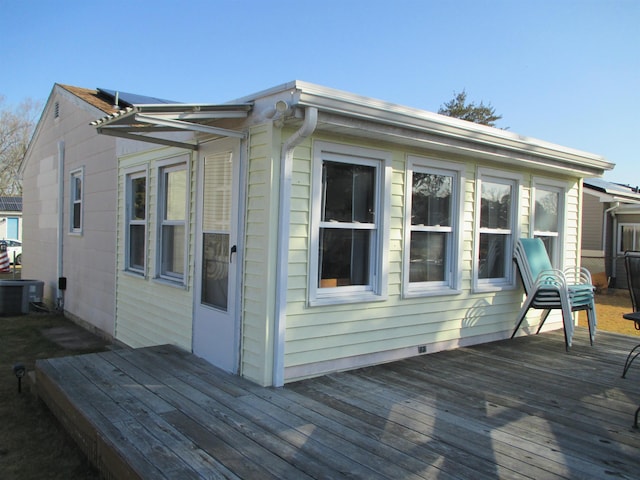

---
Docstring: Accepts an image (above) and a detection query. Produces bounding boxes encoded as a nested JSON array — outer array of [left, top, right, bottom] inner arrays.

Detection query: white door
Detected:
[[193, 138, 241, 372]]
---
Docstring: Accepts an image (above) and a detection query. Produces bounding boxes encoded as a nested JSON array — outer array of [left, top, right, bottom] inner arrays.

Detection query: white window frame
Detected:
[[156, 158, 189, 285], [309, 142, 391, 306], [125, 168, 148, 276], [474, 168, 521, 292], [531, 178, 567, 268], [403, 156, 464, 297], [70, 167, 84, 234], [618, 223, 640, 254]]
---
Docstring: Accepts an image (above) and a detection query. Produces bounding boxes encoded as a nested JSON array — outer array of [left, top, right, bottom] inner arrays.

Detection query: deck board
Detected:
[[36, 328, 640, 479]]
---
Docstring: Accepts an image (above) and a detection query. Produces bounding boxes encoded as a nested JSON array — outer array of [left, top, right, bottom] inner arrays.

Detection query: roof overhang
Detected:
[[91, 103, 253, 150], [240, 81, 614, 178], [90, 80, 614, 178]]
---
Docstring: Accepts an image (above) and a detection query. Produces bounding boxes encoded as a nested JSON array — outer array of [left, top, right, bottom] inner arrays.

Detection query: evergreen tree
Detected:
[[438, 90, 502, 127]]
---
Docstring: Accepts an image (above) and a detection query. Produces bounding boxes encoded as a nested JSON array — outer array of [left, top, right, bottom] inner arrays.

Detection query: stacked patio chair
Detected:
[[511, 237, 597, 350], [620, 251, 640, 427]]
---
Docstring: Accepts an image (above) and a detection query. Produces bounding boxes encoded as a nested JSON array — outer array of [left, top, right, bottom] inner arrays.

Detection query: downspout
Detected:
[[603, 202, 619, 284], [273, 107, 318, 387], [57, 141, 65, 310]]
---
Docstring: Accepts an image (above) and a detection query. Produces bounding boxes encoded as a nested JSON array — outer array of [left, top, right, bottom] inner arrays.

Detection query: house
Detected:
[[90, 80, 614, 387], [581, 178, 640, 290], [0, 196, 22, 241], [19, 84, 175, 336]]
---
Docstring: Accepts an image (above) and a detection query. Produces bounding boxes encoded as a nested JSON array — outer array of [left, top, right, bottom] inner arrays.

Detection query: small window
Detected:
[[70, 168, 83, 234], [619, 223, 640, 253], [310, 142, 390, 305], [475, 169, 520, 290], [404, 157, 463, 296], [157, 162, 188, 283], [532, 182, 565, 267], [126, 171, 147, 274]]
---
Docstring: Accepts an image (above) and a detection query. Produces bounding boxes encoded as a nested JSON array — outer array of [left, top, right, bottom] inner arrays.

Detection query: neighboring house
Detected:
[[581, 178, 640, 290], [0, 196, 22, 241], [19, 84, 175, 337], [91, 80, 613, 387]]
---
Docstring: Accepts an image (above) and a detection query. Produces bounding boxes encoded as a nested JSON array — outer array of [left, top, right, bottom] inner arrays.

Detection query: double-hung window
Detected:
[[404, 156, 463, 295], [126, 171, 147, 274], [475, 169, 520, 290], [532, 180, 565, 267], [158, 162, 188, 283], [310, 142, 390, 305], [70, 168, 83, 234]]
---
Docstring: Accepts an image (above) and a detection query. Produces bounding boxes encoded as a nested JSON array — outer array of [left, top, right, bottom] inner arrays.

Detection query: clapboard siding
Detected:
[[115, 146, 194, 351], [241, 124, 280, 385], [282, 134, 581, 382]]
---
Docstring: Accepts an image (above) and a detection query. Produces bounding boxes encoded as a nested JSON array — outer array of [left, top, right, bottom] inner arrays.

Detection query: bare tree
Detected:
[[0, 96, 41, 195]]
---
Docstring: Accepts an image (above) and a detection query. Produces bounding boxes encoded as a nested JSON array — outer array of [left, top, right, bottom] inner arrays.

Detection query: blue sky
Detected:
[[1, 0, 637, 184]]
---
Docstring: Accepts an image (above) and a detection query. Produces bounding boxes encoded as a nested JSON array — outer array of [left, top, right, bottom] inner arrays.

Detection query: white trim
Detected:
[[530, 177, 568, 269], [309, 141, 391, 306], [403, 155, 464, 297], [473, 167, 522, 292], [155, 155, 190, 285], [69, 167, 84, 235], [124, 167, 149, 276], [618, 222, 640, 254], [232, 80, 612, 176], [274, 108, 319, 387]]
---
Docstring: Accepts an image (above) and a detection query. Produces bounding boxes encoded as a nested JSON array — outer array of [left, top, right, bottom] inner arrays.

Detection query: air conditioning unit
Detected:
[[0, 280, 44, 315]]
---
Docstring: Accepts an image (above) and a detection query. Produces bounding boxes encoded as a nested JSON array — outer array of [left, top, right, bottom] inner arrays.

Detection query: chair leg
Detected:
[[512, 296, 536, 339], [622, 343, 640, 378], [586, 306, 596, 346], [560, 294, 574, 351], [535, 310, 552, 334], [634, 405, 640, 429]]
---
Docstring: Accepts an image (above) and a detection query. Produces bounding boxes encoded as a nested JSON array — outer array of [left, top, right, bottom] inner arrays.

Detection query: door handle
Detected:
[[230, 245, 237, 263]]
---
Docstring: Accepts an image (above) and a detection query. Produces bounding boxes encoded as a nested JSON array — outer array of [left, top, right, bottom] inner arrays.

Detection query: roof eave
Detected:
[[281, 81, 613, 176]]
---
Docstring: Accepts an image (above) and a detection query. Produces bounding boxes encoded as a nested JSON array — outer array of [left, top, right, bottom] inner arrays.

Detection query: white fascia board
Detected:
[[255, 81, 613, 176]]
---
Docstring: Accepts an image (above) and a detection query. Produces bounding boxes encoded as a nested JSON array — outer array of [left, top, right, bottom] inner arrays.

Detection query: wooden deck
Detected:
[[36, 328, 640, 480]]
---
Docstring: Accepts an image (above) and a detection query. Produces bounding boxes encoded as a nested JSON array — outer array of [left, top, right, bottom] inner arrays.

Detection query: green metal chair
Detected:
[[620, 251, 640, 427], [511, 238, 597, 350]]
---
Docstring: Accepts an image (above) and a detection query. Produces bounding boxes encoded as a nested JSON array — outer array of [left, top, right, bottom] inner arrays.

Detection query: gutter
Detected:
[[273, 106, 318, 387], [604, 202, 620, 281], [57, 141, 65, 310]]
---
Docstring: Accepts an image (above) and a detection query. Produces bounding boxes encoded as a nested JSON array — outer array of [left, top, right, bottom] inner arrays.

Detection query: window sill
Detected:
[[473, 282, 517, 294], [122, 269, 146, 280], [152, 276, 188, 290], [403, 287, 462, 299], [309, 291, 387, 307]]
